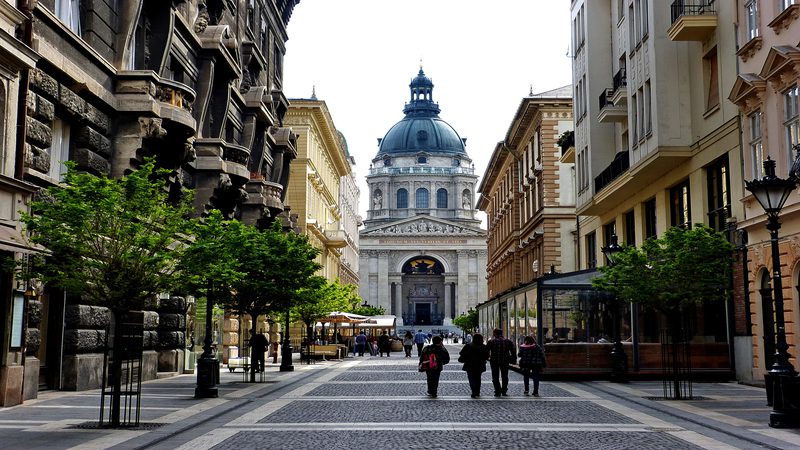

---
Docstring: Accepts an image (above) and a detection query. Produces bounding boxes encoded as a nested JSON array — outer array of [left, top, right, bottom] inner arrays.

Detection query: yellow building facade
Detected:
[[285, 99, 351, 281]]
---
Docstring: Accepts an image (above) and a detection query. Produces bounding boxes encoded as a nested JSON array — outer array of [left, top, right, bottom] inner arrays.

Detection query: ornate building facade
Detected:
[[0, 0, 301, 403], [285, 98, 351, 282], [478, 86, 575, 301], [358, 69, 487, 327], [338, 137, 361, 287]]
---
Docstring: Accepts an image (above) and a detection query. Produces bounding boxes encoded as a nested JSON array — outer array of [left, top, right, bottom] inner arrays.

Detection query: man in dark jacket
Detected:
[[487, 328, 516, 397], [250, 330, 268, 372]]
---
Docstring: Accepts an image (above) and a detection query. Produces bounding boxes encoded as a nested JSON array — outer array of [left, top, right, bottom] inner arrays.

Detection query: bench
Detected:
[[301, 344, 346, 360], [227, 356, 250, 372]]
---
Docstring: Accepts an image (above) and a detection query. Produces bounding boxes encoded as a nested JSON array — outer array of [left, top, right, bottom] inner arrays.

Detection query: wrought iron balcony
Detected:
[[668, 0, 717, 41], [613, 68, 627, 92], [594, 152, 630, 194], [598, 89, 627, 123]]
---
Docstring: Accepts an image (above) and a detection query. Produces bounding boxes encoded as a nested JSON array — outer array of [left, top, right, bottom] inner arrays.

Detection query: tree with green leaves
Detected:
[[592, 224, 733, 398], [22, 160, 193, 426], [350, 304, 385, 316], [293, 278, 358, 343], [453, 308, 479, 334], [203, 220, 320, 379]]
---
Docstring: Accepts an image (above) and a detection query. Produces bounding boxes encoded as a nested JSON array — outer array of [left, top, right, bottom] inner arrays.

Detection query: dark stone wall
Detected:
[[63, 304, 111, 354], [158, 296, 187, 350], [81, 0, 118, 61]]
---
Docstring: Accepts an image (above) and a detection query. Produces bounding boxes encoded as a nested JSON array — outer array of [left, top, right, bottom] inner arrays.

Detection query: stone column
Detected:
[[457, 250, 469, 315], [444, 282, 453, 326], [378, 251, 390, 311], [395, 282, 404, 326]]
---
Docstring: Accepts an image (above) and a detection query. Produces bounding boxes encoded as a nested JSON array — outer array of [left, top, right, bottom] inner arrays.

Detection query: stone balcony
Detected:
[[116, 70, 196, 131], [324, 229, 348, 248], [194, 139, 251, 186]]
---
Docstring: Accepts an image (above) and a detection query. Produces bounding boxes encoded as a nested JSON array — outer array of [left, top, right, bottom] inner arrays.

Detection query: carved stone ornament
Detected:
[[366, 219, 479, 236], [139, 118, 167, 139], [195, 4, 210, 33]]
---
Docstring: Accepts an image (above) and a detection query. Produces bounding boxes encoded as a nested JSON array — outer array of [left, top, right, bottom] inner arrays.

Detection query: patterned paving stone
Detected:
[[305, 382, 574, 398], [332, 371, 494, 381], [259, 400, 637, 424], [213, 430, 701, 450]]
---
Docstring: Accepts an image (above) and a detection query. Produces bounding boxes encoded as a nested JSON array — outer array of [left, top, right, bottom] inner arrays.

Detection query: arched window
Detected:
[[416, 188, 429, 208], [397, 188, 408, 208], [437, 188, 448, 208]]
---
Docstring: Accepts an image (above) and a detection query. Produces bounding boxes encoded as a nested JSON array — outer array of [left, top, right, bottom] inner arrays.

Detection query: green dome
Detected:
[[376, 68, 466, 156]]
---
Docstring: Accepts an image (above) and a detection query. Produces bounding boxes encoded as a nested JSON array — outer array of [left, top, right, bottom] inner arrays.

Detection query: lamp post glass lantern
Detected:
[[746, 156, 799, 427], [601, 234, 628, 380]]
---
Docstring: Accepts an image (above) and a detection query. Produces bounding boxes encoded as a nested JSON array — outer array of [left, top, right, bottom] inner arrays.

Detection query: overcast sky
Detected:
[[283, 0, 572, 222]]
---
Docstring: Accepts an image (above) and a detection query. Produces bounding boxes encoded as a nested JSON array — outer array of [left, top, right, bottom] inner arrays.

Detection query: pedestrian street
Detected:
[[2, 344, 800, 450]]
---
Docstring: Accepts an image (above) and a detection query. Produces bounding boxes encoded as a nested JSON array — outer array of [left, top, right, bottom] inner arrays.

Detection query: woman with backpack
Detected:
[[517, 335, 546, 396], [458, 333, 489, 398], [419, 335, 450, 398]]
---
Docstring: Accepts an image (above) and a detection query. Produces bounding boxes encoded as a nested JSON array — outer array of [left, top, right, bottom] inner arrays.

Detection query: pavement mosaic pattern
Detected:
[[211, 430, 703, 450], [3, 346, 800, 449]]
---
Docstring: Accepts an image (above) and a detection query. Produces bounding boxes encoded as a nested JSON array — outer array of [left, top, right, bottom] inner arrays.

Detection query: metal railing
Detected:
[[594, 152, 630, 193], [671, 0, 716, 25], [369, 166, 474, 176], [613, 68, 627, 92], [599, 88, 615, 111]]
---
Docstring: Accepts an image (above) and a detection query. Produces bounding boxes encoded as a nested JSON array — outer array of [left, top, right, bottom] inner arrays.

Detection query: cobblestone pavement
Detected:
[[3, 345, 800, 449]]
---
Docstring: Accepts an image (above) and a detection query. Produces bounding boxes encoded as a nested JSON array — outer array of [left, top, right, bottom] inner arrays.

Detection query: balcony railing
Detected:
[[369, 166, 475, 176], [613, 68, 627, 92], [594, 152, 630, 193], [670, 0, 716, 25], [599, 88, 614, 111]]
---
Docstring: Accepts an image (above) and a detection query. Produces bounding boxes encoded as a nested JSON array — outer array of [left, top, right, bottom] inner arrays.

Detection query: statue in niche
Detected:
[[419, 222, 428, 232], [373, 191, 383, 210], [462, 191, 471, 209]]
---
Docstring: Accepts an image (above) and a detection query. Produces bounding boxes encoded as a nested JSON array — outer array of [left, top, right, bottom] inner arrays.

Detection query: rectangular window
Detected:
[[745, 1, 759, 40], [750, 111, 764, 179], [624, 210, 636, 246], [618, 0, 625, 21], [644, 198, 657, 239], [55, 0, 81, 34], [586, 232, 597, 269], [628, 4, 635, 53], [670, 180, 691, 229], [49, 119, 71, 181], [785, 85, 800, 154], [631, 92, 638, 142], [706, 156, 730, 233], [704, 48, 720, 111], [640, 0, 648, 38], [644, 80, 652, 134], [637, 87, 645, 139], [782, 0, 797, 11], [603, 222, 616, 265], [634, 0, 642, 43]]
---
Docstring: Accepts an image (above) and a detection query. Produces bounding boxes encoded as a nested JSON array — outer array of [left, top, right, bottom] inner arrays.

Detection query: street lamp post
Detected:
[[602, 234, 628, 381], [195, 280, 219, 398], [746, 157, 799, 427]]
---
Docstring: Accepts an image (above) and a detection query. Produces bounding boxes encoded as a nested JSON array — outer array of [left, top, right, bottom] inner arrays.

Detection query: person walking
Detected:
[[403, 331, 414, 358], [250, 329, 268, 372], [414, 329, 427, 356], [378, 331, 391, 357], [518, 335, 546, 396], [458, 333, 489, 398], [355, 331, 367, 356], [487, 328, 516, 397], [419, 335, 450, 398]]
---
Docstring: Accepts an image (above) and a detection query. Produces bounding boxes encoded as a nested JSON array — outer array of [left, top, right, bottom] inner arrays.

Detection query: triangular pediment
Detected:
[[728, 73, 766, 112], [759, 45, 800, 81], [361, 215, 485, 237]]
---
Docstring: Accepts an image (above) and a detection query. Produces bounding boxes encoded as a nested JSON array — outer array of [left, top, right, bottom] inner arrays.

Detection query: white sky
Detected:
[[283, 0, 572, 222]]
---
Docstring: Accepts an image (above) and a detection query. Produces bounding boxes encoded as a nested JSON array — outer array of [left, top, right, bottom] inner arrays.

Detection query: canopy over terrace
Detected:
[[476, 269, 732, 378]]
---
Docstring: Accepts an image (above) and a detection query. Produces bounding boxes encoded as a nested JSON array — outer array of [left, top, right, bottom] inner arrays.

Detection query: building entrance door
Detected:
[[415, 303, 431, 325]]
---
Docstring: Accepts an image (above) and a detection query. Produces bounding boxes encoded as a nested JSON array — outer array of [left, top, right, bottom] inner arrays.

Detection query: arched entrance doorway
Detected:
[[401, 256, 445, 326], [759, 269, 775, 370]]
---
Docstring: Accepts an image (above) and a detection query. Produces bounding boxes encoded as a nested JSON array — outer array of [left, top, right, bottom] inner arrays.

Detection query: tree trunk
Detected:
[[668, 310, 683, 400], [249, 314, 257, 383]]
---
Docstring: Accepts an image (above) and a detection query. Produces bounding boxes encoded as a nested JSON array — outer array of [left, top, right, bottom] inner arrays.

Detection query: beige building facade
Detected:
[[571, 0, 742, 370], [729, 0, 800, 383], [285, 99, 351, 282], [338, 141, 361, 287]]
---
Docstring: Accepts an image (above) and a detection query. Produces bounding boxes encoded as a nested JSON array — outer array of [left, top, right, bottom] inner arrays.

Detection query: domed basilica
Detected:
[[358, 69, 487, 328]]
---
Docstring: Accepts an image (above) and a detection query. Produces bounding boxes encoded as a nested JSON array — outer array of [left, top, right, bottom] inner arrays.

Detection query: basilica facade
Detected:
[[358, 69, 487, 327]]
